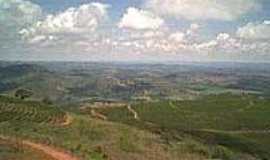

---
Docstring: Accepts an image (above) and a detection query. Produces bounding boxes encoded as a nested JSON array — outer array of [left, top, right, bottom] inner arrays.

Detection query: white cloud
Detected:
[[20, 17, 270, 61], [0, 0, 42, 28], [118, 7, 164, 30], [20, 2, 109, 42], [0, 0, 42, 50], [145, 0, 260, 21], [192, 31, 270, 58], [194, 40, 218, 50], [1, 1, 269, 62], [142, 30, 164, 38], [237, 21, 270, 40], [186, 23, 201, 37], [91, 2, 109, 15], [169, 32, 185, 42], [217, 33, 230, 41], [28, 35, 46, 44], [190, 23, 200, 30]]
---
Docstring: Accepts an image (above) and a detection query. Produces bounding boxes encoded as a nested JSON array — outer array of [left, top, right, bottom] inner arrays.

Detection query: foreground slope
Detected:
[[86, 94, 270, 159], [0, 96, 206, 160], [0, 137, 55, 160]]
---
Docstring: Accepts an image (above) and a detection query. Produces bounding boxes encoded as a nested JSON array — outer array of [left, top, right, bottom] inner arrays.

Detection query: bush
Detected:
[[14, 89, 33, 100], [211, 145, 234, 160]]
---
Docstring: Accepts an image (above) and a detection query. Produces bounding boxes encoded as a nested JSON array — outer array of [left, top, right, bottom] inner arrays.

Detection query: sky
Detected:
[[0, 0, 270, 62]]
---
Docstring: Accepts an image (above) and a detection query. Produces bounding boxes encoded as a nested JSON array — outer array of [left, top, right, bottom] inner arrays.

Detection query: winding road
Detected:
[[127, 105, 139, 120]]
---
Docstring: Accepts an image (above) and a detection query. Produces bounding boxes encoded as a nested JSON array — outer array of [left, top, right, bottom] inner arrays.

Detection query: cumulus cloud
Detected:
[[0, 0, 42, 51], [145, 0, 260, 21], [2, 1, 269, 62], [116, 24, 270, 60], [20, 2, 109, 42], [191, 31, 270, 59], [118, 7, 164, 30], [217, 33, 230, 41], [169, 32, 185, 42], [0, 0, 42, 43], [0, 0, 42, 29], [237, 21, 270, 40]]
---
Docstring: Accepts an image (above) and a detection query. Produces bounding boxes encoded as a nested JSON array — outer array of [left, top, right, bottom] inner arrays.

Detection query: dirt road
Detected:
[[0, 135, 80, 160], [127, 105, 139, 120]]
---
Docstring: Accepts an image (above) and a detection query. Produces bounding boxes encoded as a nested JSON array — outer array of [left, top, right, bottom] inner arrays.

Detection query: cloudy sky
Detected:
[[0, 0, 270, 62]]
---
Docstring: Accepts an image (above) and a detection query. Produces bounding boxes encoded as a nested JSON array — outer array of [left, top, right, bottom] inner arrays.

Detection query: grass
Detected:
[[0, 96, 66, 124], [0, 95, 205, 160], [96, 94, 270, 131], [1, 94, 270, 159], [138, 94, 270, 131], [0, 138, 54, 160], [0, 114, 207, 160], [189, 130, 270, 159], [87, 93, 270, 159]]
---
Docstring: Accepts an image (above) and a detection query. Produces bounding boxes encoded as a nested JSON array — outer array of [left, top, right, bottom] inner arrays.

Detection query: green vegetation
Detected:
[[1, 92, 270, 159], [89, 94, 270, 159], [0, 138, 54, 160], [0, 96, 66, 124], [1, 62, 270, 160], [3, 62, 269, 104], [0, 96, 205, 160], [0, 114, 204, 160], [136, 94, 270, 131], [14, 89, 34, 100], [93, 94, 270, 131]]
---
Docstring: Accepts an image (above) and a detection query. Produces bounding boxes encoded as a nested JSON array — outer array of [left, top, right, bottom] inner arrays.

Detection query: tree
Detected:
[[15, 89, 33, 100], [42, 97, 53, 105]]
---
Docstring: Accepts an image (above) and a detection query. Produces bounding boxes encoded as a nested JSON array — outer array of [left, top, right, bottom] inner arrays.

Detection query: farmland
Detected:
[[0, 96, 205, 160], [0, 96, 66, 124], [87, 94, 270, 159], [0, 62, 270, 160]]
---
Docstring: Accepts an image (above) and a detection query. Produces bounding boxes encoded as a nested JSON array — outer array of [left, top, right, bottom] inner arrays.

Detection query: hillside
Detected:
[[0, 137, 55, 160], [1, 62, 270, 104], [0, 62, 270, 160], [0, 96, 206, 160], [84, 94, 270, 160]]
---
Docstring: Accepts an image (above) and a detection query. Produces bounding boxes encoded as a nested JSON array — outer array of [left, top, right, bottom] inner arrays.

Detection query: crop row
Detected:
[[0, 98, 65, 124]]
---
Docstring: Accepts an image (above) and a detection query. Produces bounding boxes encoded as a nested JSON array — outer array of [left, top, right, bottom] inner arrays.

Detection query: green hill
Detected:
[[0, 96, 66, 124], [86, 94, 270, 159]]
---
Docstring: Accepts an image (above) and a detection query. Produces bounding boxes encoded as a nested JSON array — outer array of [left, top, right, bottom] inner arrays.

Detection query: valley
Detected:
[[0, 62, 270, 160]]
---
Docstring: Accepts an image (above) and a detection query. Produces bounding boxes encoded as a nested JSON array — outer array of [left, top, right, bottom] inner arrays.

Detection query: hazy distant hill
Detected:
[[1, 61, 270, 160], [1, 61, 270, 103]]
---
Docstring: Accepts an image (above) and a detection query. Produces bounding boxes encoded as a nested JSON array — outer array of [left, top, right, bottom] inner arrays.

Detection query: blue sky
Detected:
[[28, 0, 270, 21], [29, 0, 143, 20], [29, 0, 270, 19], [28, 0, 270, 29], [1, 0, 270, 62]]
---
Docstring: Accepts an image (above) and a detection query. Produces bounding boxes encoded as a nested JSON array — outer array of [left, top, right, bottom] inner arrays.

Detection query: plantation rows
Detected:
[[92, 94, 270, 131], [85, 94, 270, 159], [0, 97, 66, 124]]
